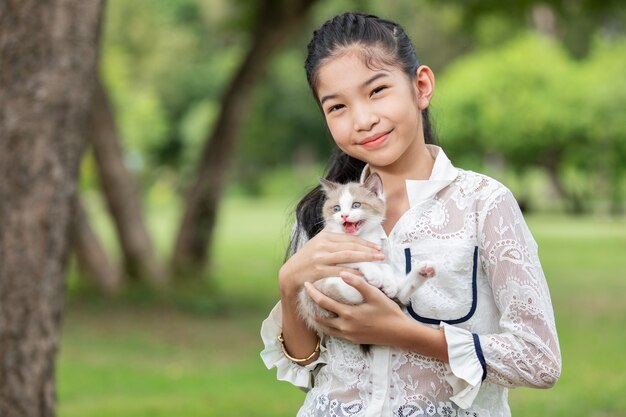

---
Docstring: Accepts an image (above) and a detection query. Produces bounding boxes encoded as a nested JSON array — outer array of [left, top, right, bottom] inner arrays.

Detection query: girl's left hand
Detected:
[[304, 271, 411, 346]]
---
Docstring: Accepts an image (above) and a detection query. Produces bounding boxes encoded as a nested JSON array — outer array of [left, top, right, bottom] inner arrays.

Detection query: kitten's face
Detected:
[[320, 175, 385, 235]]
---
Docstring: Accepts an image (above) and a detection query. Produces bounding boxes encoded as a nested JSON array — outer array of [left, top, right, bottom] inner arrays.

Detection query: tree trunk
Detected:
[[172, 0, 319, 277], [88, 78, 167, 287], [0, 0, 103, 416], [545, 159, 588, 215], [70, 197, 123, 296]]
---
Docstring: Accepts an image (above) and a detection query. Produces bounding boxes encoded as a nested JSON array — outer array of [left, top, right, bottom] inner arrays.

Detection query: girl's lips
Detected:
[[360, 130, 391, 149]]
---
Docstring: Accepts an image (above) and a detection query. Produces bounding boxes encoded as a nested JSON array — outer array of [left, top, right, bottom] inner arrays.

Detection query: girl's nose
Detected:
[[353, 105, 379, 131]]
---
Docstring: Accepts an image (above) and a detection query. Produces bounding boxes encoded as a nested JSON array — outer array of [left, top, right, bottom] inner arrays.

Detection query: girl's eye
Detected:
[[371, 85, 387, 96], [333, 205, 341, 212], [327, 104, 345, 113], [352, 202, 361, 209]]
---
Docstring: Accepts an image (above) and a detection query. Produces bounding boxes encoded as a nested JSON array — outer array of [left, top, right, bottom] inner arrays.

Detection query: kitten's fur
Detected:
[[297, 173, 436, 345]]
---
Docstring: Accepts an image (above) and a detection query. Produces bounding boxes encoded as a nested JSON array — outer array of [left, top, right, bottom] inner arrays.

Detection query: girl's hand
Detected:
[[279, 228, 384, 295], [303, 271, 410, 346]]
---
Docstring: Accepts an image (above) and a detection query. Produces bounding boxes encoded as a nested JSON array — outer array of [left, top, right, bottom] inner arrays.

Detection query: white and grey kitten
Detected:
[[297, 173, 436, 339]]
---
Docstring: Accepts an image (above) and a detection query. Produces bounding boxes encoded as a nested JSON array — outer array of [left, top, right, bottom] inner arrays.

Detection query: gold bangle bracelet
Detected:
[[278, 333, 320, 363]]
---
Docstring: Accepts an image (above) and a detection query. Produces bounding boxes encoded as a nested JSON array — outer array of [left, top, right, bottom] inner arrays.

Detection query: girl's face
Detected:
[[315, 49, 433, 172]]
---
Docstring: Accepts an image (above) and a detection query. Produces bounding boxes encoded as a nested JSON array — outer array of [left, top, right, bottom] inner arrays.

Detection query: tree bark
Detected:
[[172, 0, 319, 277], [88, 78, 167, 287], [0, 0, 103, 415], [70, 197, 122, 296]]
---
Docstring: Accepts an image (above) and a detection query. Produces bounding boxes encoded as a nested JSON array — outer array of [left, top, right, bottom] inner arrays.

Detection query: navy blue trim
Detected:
[[404, 248, 412, 274], [472, 333, 487, 381], [406, 246, 479, 325]]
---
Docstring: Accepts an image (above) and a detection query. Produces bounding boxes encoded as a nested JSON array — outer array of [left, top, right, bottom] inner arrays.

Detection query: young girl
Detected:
[[261, 12, 561, 417]]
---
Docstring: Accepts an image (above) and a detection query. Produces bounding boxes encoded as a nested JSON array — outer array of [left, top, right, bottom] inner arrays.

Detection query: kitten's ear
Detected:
[[363, 173, 383, 198], [319, 178, 340, 193]]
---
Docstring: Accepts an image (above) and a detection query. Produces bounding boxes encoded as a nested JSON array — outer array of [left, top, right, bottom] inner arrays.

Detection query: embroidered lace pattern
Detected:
[[261, 169, 561, 417]]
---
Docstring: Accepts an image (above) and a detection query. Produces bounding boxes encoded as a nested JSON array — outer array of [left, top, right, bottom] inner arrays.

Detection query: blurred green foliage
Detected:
[[89, 0, 626, 212], [437, 34, 626, 212]]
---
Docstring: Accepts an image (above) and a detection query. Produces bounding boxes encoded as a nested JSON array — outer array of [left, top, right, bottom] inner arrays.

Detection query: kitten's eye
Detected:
[[352, 202, 361, 209], [333, 205, 341, 213]]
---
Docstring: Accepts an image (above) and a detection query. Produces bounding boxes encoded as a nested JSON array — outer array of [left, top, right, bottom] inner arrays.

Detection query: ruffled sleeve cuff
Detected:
[[260, 301, 327, 391], [441, 323, 487, 409]]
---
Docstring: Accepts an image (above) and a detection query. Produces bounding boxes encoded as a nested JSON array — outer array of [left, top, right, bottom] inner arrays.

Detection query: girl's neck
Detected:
[[372, 144, 434, 236], [369, 143, 435, 193]]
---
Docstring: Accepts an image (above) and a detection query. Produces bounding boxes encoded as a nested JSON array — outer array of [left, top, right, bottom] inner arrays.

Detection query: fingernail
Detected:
[[375, 253, 385, 260]]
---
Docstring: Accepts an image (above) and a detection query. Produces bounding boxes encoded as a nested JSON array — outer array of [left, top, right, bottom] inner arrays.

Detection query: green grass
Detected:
[[57, 199, 626, 417]]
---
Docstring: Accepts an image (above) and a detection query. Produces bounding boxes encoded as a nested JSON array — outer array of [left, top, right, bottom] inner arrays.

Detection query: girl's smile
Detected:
[[359, 129, 393, 149]]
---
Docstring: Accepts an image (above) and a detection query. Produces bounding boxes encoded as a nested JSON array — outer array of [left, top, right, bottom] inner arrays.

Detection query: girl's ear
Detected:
[[319, 178, 339, 193], [363, 173, 383, 198], [414, 65, 435, 110]]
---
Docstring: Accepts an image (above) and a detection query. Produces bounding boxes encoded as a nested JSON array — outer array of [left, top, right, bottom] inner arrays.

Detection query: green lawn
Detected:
[[57, 198, 626, 417]]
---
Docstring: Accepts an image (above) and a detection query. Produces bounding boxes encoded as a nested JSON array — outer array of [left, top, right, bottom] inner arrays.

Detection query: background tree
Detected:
[[0, 0, 104, 415], [71, 198, 123, 296], [87, 79, 167, 287], [172, 0, 320, 277]]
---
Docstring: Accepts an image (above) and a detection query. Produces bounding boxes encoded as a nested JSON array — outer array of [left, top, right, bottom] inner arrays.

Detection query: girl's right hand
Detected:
[[278, 227, 385, 295]]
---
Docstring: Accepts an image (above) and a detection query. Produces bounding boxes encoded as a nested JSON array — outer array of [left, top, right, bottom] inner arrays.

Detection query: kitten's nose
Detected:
[[341, 214, 349, 220]]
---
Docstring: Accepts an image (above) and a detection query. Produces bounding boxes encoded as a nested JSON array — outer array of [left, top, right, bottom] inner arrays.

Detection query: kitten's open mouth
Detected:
[[342, 220, 365, 234]]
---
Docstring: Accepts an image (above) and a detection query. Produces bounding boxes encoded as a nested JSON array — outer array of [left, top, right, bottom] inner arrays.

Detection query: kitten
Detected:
[[297, 173, 436, 346]]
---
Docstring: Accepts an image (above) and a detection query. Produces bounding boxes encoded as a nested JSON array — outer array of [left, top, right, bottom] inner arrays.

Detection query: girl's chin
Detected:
[[340, 144, 404, 169], [357, 154, 398, 169]]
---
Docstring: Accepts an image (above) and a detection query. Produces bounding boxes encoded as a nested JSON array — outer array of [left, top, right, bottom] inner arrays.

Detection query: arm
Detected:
[[304, 273, 450, 362], [440, 187, 561, 408], [260, 225, 384, 388], [477, 188, 561, 387], [277, 262, 323, 366]]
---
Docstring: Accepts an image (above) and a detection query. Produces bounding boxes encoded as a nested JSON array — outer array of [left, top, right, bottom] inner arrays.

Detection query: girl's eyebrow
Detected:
[[320, 72, 390, 105], [362, 72, 389, 87]]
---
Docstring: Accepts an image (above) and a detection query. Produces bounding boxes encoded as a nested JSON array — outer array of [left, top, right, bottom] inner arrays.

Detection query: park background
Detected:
[[1, 0, 625, 416]]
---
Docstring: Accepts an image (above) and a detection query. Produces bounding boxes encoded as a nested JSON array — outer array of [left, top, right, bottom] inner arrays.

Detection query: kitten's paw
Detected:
[[380, 280, 398, 299], [366, 275, 383, 288], [358, 264, 383, 288], [416, 261, 436, 278]]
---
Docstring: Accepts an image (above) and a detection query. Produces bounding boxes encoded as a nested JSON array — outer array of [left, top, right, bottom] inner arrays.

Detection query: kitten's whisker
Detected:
[[312, 219, 326, 228]]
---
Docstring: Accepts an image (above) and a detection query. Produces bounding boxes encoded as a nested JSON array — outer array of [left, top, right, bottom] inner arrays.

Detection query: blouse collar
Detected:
[[359, 145, 458, 208]]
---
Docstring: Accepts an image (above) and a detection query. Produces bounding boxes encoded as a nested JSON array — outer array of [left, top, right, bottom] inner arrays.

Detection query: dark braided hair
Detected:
[[287, 12, 437, 257]]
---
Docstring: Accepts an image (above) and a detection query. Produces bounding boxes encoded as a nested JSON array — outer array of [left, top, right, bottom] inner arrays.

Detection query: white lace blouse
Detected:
[[261, 146, 561, 417]]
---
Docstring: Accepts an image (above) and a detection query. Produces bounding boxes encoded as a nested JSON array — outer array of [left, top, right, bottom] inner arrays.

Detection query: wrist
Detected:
[[390, 315, 420, 349], [278, 264, 301, 298], [394, 316, 449, 362]]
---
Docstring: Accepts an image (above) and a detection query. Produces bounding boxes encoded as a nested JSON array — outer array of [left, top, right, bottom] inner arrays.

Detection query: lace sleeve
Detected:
[[477, 186, 562, 388], [260, 221, 327, 390]]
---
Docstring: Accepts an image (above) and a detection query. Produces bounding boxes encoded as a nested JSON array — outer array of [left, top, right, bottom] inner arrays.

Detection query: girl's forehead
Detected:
[[316, 52, 398, 97]]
